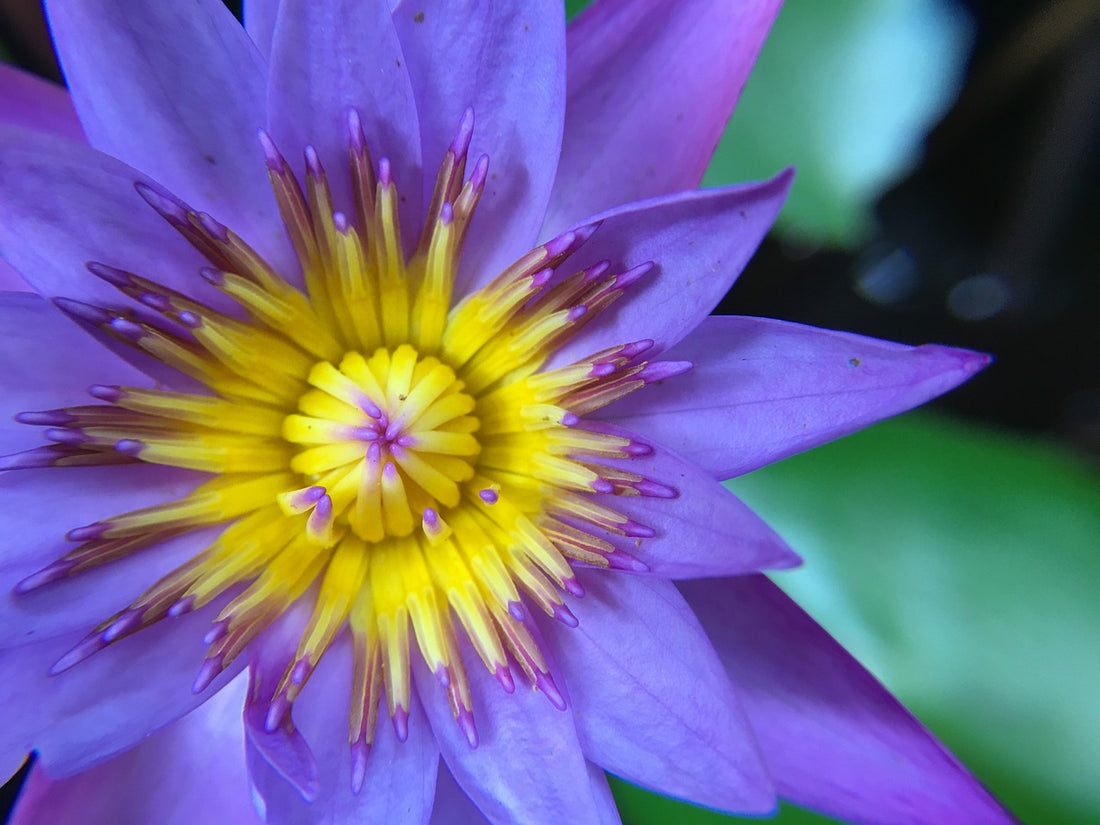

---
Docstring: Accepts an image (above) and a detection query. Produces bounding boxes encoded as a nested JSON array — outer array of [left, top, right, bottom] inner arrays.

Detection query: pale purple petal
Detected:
[[430, 763, 490, 825], [43, 0, 294, 273], [414, 640, 617, 825], [10, 675, 255, 825], [393, 0, 566, 294], [0, 128, 222, 308], [600, 316, 991, 479], [580, 421, 799, 577], [267, 0, 422, 239], [244, 0, 280, 58], [544, 0, 781, 235], [246, 627, 438, 824], [0, 259, 30, 291], [0, 594, 244, 778], [680, 576, 1015, 825], [546, 170, 793, 369], [541, 573, 776, 816], [0, 294, 151, 456], [0, 64, 85, 143]]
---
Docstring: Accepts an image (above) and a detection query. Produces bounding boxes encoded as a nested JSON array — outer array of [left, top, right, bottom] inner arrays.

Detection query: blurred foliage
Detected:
[[704, 0, 972, 247]]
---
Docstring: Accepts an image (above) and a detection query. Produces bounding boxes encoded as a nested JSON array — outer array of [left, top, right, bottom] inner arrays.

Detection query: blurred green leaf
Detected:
[[705, 0, 973, 246]]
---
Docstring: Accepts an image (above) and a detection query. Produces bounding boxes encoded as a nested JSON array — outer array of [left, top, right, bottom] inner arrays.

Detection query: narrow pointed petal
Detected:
[[541, 573, 776, 816], [415, 642, 616, 825], [600, 316, 991, 479], [680, 576, 1015, 825], [0, 294, 151, 456], [582, 421, 799, 577], [544, 0, 781, 235], [394, 0, 566, 295], [0, 129, 220, 311], [268, 0, 422, 235], [10, 676, 253, 825], [547, 170, 793, 369], [43, 0, 293, 273], [0, 595, 244, 779], [0, 64, 85, 143], [244, 0, 280, 58]]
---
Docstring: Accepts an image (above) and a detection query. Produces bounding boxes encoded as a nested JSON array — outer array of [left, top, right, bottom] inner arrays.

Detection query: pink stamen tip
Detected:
[[615, 261, 654, 289], [134, 181, 189, 224], [383, 421, 402, 441], [109, 317, 145, 340], [567, 305, 588, 322], [562, 576, 585, 598], [451, 107, 475, 156], [167, 595, 196, 617], [621, 520, 656, 539], [530, 268, 554, 288], [435, 665, 450, 688], [196, 212, 229, 242], [621, 339, 655, 359], [350, 739, 370, 795], [392, 705, 409, 742], [543, 230, 576, 258], [307, 495, 334, 535], [588, 362, 617, 378], [65, 522, 107, 542], [333, 211, 350, 233], [53, 298, 112, 326], [439, 202, 454, 226], [507, 600, 527, 622], [85, 261, 131, 287], [635, 479, 679, 499], [560, 412, 580, 427], [591, 478, 614, 495], [382, 462, 399, 482], [354, 426, 379, 442], [0, 448, 69, 472], [88, 384, 124, 402], [367, 441, 382, 463], [199, 267, 225, 286], [377, 157, 393, 187], [114, 439, 145, 456], [44, 428, 88, 447], [265, 693, 292, 733], [49, 634, 107, 676], [584, 260, 612, 283], [605, 549, 651, 573], [290, 658, 311, 685], [478, 488, 498, 504], [395, 434, 416, 448], [257, 129, 286, 172], [16, 409, 73, 426], [535, 670, 567, 711], [102, 608, 143, 643], [304, 145, 324, 178], [642, 360, 693, 384], [203, 620, 229, 646], [422, 507, 440, 529], [495, 664, 515, 694], [469, 154, 489, 189], [14, 561, 74, 594], [624, 440, 654, 457], [552, 602, 579, 628], [139, 292, 171, 311], [360, 398, 384, 419], [457, 708, 479, 749], [177, 310, 202, 329], [572, 220, 602, 247], [191, 656, 224, 694]]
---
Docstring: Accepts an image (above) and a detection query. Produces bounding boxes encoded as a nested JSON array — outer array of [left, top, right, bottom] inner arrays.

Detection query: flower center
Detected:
[[5, 107, 690, 786], [282, 346, 480, 545]]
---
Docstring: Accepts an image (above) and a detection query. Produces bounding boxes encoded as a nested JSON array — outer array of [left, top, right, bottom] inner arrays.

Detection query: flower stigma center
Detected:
[[6, 106, 690, 785]]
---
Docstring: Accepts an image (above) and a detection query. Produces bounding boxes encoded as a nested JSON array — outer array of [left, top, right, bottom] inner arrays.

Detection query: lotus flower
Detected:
[[0, 1, 1013, 823]]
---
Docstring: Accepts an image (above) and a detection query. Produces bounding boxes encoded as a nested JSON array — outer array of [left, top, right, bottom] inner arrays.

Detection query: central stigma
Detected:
[[282, 345, 480, 544], [7, 106, 690, 784]]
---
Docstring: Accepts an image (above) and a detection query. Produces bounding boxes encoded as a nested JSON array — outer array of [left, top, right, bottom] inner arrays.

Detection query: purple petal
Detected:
[[267, 0, 422, 240], [540, 573, 776, 816], [0, 127, 225, 309], [546, 170, 793, 370], [680, 576, 1015, 825], [581, 421, 799, 577], [393, 0, 566, 295], [9, 675, 254, 825], [0, 259, 30, 292], [0, 294, 152, 457], [544, 0, 781, 235], [0, 64, 85, 143], [0, 593, 244, 778], [414, 639, 616, 825], [247, 628, 438, 824], [600, 316, 991, 479], [430, 763, 491, 825], [43, 0, 294, 274], [244, 0, 280, 59]]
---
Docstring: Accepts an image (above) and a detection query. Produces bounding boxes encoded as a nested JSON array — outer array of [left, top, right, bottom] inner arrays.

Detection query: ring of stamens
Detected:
[[4, 106, 688, 784]]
